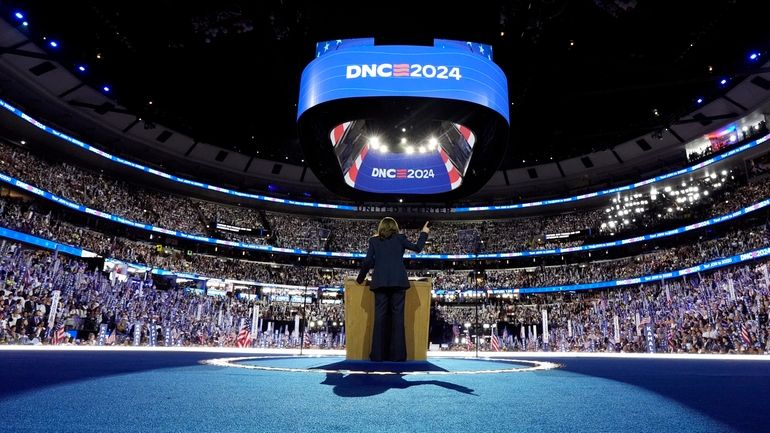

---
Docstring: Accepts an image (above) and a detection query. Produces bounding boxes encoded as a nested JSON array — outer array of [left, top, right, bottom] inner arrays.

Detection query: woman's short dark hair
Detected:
[[377, 217, 399, 239]]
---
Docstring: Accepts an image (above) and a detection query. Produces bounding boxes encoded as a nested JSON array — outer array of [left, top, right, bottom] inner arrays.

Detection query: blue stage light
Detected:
[[720, 78, 728, 85], [749, 52, 760, 60], [102, 86, 110, 92], [49, 40, 58, 48], [21, 21, 28, 27], [696, 98, 703, 104], [77, 65, 86, 72], [14, 12, 24, 20]]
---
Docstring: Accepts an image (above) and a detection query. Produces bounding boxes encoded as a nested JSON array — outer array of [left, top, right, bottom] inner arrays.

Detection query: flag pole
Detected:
[[299, 249, 311, 356], [474, 252, 481, 358]]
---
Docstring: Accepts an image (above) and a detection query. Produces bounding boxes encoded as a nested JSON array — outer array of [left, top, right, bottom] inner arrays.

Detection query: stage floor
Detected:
[[0, 347, 768, 433]]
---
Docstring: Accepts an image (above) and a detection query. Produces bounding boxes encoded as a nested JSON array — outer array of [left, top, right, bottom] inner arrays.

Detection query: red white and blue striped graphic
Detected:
[[344, 144, 369, 187], [393, 64, 410, 77], [438, 147, 462, 190], [454, 122, 476, 148], [329, 121, 352, 147]]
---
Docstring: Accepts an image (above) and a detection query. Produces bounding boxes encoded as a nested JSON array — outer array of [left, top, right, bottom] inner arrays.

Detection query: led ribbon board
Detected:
[[298, 38, 509, 199], [1, 167, 768, 261], [297, 39, 509, 122]]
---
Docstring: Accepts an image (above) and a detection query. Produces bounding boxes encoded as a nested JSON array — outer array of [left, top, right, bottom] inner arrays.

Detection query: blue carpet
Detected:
[[0, 351, 767, 433]]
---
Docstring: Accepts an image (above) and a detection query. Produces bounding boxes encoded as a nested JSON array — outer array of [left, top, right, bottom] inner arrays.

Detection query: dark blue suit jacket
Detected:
[[357, 232, 428, 290]]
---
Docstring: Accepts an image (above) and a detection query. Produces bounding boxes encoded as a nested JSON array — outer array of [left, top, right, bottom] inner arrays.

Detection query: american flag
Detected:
[[466, 336, 476, 351], [741, 323, 752, 346], [490, 331, 501, 352], [236, 325, 251, 348], [51, 326, 66, 345]]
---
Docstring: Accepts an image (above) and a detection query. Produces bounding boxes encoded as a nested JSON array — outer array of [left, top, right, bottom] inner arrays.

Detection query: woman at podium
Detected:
[[356, 218, 430, 361]]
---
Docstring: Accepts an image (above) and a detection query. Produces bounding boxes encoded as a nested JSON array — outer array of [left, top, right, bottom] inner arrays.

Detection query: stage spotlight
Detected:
[[400, 137, 407, 144], [418, 146, 426, 153], [719, 78, 728, 85], [405, 145, 415, 154], [22, 21, 27, 27], [750, 52, 760, 61], [49, 40, 58, 48], [14, 12, 23, 20], [696, 98, 703, 104], [77, 65, 86, 72], [102, 85, 110, 92], [379, 145, 388, 153], [428, 137, 438, 150]]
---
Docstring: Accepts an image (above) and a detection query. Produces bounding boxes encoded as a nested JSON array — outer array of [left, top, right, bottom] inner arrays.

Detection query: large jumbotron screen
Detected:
[[297, 38, 509, 198], [330, 119, 475, 194]]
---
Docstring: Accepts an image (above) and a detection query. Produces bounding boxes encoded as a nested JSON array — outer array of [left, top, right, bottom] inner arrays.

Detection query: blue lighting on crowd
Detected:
[[14, 12, 24, 20], [0, 226, 94, 258], [1, 158, 767, 262]]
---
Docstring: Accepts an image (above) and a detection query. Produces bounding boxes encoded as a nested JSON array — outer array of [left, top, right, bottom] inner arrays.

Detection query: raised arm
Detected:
[[401, 223, 429, 253]]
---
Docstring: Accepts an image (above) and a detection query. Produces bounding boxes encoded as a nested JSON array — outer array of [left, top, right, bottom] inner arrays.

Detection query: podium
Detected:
[[344, 278, 432, 361]]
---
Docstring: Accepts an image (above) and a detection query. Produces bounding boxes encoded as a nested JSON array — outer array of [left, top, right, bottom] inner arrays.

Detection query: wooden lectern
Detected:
[[344, 278, 432, 361]]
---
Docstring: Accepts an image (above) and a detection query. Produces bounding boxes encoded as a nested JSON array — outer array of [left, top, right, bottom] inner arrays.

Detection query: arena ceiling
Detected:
[[4, 0, 769, 170]]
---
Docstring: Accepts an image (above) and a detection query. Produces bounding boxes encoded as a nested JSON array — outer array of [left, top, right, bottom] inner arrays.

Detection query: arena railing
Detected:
[[1, 97, 769, 213], [0, 226, 97, 258]]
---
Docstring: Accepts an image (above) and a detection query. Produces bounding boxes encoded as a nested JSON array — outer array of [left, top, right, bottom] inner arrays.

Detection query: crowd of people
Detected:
[[2, 194, 770, 293], [0, 131, 768, 355], [1, 237, 767, 355], [4, 139, 770, 256], [435, 259, 770, 355], [0, 240, 346, 348], [686, 120, 768, 161]]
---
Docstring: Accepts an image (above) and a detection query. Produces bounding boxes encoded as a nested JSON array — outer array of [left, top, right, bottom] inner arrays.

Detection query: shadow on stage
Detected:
[[315, 360, 477, 397]]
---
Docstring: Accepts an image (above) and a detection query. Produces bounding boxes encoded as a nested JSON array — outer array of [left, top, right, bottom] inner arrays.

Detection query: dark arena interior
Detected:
[[1, 1, 770, 432]]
